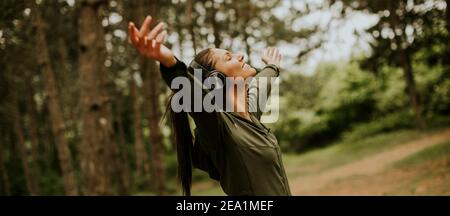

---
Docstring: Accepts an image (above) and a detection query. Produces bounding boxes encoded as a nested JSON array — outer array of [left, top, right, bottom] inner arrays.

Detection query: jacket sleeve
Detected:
[[159, 58, 190, 91], [248, 64, 280, 120]]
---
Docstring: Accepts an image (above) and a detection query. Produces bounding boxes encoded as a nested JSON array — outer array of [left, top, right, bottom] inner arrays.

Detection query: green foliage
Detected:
[[342, 111, 415, 141], [274, 55, 450, 153], [428, 76, 450, 114], [275, 62, 379, 151]]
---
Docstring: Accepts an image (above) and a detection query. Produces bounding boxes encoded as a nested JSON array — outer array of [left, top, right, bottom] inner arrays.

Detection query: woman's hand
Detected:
[[261, 47, 283, 68], [129, 16, 177, 67]]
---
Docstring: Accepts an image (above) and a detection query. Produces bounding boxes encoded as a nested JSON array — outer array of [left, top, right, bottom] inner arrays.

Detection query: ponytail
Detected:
[[165, 48, 215, 196], [167, 95, 193, 196]]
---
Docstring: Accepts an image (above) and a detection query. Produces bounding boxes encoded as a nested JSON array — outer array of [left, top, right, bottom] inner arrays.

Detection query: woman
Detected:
[[129, 15, 291, 196]]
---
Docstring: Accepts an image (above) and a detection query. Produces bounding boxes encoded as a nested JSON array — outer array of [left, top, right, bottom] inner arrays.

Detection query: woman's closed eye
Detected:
[[224, 53, 232, 61]]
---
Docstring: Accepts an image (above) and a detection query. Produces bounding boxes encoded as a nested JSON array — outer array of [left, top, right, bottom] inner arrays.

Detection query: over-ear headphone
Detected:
[[188, 60, 226, 91]]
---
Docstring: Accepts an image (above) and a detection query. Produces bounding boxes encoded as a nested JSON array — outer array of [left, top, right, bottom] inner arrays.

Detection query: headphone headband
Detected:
[[188, 60, 212, 76]]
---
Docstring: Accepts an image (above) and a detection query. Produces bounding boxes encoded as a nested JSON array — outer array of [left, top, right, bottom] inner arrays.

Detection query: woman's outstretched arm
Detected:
[[248, 47, 283, 120], [128, 16, 176, 68], [129, 16, 189, 91]]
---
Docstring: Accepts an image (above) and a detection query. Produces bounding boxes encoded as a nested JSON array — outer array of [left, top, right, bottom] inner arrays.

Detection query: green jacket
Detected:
[[160, 59, 291, 196]]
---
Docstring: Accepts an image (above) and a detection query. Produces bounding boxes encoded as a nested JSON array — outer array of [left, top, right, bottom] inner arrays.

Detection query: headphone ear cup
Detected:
[[207, 71, 226, 90]]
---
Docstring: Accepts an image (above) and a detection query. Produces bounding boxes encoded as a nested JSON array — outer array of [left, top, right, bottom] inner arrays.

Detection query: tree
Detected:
[[78, 0, 116, 195], [334, 0, 446, 129], [11, 79, 40, 196], [137, 0, 167, 196], [29, 0, 79, 195]]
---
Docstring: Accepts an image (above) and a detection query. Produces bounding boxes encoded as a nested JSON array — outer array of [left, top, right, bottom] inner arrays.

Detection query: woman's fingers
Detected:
[[128, 23, 134, 43], [269, 47, 275, 59], [277, 53, 282, 65], [261, 47, 282, 66], [143, 30, 167, 51], [129, 22, 140, 45], [145, 37, 153, 52], [139, 16, 152, 38], [156, 30, 167, 44], [148, 22, 165, 41]]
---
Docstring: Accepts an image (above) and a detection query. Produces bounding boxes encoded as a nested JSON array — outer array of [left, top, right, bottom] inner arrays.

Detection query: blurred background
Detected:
[[0, 0, 449, 196]]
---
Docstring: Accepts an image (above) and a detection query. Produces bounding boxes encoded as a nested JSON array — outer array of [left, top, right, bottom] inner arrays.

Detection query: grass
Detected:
[[394, 140, 450, 167], [283, 129, 429, 179], [385, 141, 450, 195]]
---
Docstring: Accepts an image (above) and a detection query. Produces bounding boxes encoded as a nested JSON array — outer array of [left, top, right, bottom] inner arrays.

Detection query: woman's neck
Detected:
[[228, 84, 251, 121]]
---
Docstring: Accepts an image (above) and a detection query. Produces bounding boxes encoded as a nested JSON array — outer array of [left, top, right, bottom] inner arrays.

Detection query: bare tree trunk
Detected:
[[177, 31, 185, 58], [143, 60, 166, 195], [30, 1, 79, 196], [243, 31, 252, 65], [186, 0, 198, 54], [78, 0, 115, 195], [111, 108, 131, 195], [210, 0, 221, 48], [125, 0, 153, 188], [399, 49, 426, 130], [56, 36, 80, 149], [236, 3, 252, 64], [25, 75, 42, 171], [388, 3, 426, 130], [0, 139, 11, 196], [130, 77, 151, 185], [12, 100, 40, 196], [137, 0, 166, 196]]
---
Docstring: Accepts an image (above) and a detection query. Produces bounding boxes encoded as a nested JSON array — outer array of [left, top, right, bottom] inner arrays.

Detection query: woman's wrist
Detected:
[[158, 55, 177, 68], [265, 63, 280, 68]]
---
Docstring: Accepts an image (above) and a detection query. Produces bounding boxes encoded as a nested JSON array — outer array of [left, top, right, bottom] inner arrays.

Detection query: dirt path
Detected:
[[290, 129, 450, 195]]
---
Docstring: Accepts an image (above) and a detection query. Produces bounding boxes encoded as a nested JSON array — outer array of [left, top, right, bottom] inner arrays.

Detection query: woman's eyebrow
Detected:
[[223, 52, 231, 59]]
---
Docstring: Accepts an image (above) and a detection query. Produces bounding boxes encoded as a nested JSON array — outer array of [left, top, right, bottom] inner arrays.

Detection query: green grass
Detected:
[[394, 140, 450, 167]]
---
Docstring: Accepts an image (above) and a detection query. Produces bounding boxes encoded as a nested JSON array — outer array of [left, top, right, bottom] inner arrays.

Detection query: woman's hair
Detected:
[[168, 48, 215, 196], [194, 48, 215, 73]]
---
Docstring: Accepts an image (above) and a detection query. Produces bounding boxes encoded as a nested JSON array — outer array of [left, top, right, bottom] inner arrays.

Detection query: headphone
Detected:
[[188, 59, 226, 91]]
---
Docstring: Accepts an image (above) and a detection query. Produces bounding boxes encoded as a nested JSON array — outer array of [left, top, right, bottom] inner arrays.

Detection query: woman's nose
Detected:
[[235, 54, 244, 62]]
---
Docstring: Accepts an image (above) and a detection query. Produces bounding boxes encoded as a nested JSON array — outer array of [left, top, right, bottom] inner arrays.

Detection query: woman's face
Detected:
[[210, 48, 257, 79]]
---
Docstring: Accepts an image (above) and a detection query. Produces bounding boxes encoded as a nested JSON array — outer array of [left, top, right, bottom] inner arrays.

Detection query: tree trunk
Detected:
[[137, 0, 166, 196], [240, 3, 252, 64], [30, 0, 79, 196], [125, 0, 153, 189], [78, 0, 115, 195], [399, 49, 426, 130], [388, 2, 426, 130], [56, 36, 80, 150], [25, 74, 42, 170], [143, 60, 166, 195], [112, 106, 131, 195], [24, 75, 42, 187], [0, 139, 11, 196], [130, 76, 152, 186], [186, 0, 198, 54], [12, 101, 40, 196], [210, 0, 221, 48]]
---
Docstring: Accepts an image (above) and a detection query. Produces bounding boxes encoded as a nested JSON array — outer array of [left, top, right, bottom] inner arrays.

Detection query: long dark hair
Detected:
[[168, 48, 214, 196]]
